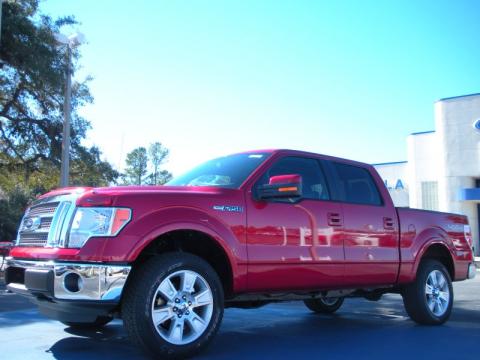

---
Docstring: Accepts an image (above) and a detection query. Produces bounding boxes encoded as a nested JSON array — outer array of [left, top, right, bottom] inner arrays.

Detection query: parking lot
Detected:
[[1, 275, 480, 360]]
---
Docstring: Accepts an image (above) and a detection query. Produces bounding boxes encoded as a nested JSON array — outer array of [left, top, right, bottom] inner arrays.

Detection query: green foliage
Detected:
[[1, 0, 90, 173], [124, 147, 148, 185], [146, 170, 173, 186], [0, 0, 119, 241], [148, 142, 170, 185], [0, 187, 30, 242], [123, 143, 173, 185], [71, 146, 119, 187]]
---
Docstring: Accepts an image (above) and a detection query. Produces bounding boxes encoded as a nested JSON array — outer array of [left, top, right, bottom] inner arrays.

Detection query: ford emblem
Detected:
[[473, 119, 480, 131], [23, 217, 41, 231]]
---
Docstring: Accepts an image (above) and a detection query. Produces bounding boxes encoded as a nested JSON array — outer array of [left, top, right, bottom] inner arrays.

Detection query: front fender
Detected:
[[113, 206, 247, 292]]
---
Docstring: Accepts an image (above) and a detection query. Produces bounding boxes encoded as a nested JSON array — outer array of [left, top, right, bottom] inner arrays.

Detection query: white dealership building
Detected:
[[373, 93, 480, 253]]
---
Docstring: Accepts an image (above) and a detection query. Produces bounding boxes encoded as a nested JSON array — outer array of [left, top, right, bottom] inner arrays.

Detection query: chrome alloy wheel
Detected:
[[425, 270, 450, 317], [151, 270, 214, 345], [320, 297, 340, 306]]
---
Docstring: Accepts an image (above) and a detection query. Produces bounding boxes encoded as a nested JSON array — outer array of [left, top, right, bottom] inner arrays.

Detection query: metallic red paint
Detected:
[[10, 149, 474, 295]]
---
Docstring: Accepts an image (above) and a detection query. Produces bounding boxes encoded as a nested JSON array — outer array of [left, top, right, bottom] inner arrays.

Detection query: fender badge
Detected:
[[213, 205, 244, 213]]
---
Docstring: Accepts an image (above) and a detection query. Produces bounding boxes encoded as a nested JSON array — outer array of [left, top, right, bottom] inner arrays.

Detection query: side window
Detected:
[[330, 162, 382, 205], [258, 157, 330, 200]]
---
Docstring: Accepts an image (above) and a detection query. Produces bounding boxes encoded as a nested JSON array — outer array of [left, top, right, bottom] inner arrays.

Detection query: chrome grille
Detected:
[[17, 202, 60, 247], [17, 233, 49, 246], [28, 203, 59, 216], [39, 218, 53, 229]]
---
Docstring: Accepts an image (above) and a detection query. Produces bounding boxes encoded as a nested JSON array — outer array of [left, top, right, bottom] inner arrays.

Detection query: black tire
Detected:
[[304, 297, 344, 314], [122, 252, 224, 359], [62, 316, 112, 329], [402, 259, 453, 325]]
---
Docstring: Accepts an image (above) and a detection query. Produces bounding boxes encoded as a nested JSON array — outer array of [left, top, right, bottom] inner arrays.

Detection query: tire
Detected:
[[62, 316, 112, 329], [122, 253, 224, 359], [402, 259, 453, 325], [304, 297, 344, 314]]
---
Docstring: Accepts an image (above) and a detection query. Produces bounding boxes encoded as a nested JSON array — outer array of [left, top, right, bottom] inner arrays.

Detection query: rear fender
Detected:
[[401, 227, 455, 283]]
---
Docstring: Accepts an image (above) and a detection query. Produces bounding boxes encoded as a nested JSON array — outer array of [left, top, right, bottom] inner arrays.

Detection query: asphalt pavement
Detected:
[[1, 275, 479, 360]]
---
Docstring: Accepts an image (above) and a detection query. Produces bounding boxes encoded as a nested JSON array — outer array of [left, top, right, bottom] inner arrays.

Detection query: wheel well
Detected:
[[421, 243, 455, 279], [133, 230, 234, 297]]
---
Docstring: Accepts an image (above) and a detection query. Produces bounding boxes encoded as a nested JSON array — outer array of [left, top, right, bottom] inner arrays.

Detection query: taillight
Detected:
[[464, 225, 473, 248]]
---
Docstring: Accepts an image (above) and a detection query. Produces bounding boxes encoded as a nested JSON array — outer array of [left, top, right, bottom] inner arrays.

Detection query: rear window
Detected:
[[331, 162, 382, 206]]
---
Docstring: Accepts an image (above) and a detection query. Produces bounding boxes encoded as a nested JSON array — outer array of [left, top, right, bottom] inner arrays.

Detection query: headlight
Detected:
[[68, 207, 132, 248]]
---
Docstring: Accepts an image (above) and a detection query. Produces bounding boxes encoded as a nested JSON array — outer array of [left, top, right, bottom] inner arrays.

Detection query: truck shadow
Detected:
[[46, 299, 480, 360]]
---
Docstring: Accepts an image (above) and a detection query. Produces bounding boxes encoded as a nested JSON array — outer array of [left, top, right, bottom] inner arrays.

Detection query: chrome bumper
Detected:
[[5, 258, 131, 302]]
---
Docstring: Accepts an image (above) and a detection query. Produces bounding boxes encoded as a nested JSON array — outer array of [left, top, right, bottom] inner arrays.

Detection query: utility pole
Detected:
[[0, 0, 3, 49], [60, 45, 72, 187], [55, 32, 84, 188]]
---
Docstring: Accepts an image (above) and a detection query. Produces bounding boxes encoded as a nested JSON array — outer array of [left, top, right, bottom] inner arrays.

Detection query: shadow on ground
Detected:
[[1, 279, 480, 359], [43, 296, 480, 360]]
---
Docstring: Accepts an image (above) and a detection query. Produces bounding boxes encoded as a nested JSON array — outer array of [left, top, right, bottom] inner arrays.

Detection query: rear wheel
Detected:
[[122, 253, 224, 359], [304, 297, 344, 314], [402, 259, 453, 325]]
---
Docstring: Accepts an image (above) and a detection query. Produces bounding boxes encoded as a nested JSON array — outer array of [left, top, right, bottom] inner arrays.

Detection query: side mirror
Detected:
[[257, 174, 302, 200]]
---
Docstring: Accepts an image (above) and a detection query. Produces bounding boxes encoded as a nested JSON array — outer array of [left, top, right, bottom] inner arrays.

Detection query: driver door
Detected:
[[245, 156, 345, 292]]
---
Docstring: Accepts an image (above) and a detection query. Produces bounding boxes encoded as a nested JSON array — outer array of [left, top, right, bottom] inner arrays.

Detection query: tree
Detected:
[[70, 146, 119, 187], [1, 0, 86, 179], [124, 147, 148, 185], [0, 0, 117, 186], [146, 169, 173, 186], [0, 187, 30, 241], [0, 0, 119, 241], [148, 142, 171, 185]]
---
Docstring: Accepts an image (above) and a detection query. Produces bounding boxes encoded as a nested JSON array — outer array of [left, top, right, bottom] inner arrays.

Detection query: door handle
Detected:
[[328, 213, 343, 226], [383, 217, 394, 230]]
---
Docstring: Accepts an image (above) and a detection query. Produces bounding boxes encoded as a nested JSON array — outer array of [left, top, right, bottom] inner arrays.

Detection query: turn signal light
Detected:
[[278, 187, 298, 192], [111, 208, 132, 234]]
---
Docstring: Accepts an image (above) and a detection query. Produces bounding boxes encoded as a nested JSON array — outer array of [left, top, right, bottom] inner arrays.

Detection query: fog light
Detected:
[[64, 272, 83, 293]]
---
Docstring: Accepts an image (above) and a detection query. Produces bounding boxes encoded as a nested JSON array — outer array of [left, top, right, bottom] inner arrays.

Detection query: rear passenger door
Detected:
[[324, 161, 399, 286]]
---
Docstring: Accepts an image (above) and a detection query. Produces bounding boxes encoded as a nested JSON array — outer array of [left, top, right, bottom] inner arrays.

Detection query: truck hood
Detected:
[[38, 185, 237, 206]]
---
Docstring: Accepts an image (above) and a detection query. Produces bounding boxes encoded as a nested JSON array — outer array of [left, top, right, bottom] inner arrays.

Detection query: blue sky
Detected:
[[40, 0, 480, 176]]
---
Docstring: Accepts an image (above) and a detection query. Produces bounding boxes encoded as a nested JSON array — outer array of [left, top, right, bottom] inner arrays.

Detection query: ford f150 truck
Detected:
[[5, 149, 476, 358]]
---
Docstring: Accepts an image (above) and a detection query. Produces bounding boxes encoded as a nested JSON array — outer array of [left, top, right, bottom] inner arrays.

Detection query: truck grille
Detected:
[[17, 202, 60, 247]]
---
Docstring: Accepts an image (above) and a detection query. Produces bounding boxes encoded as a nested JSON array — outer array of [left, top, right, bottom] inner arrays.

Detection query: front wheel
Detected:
[[304, 297, 344, 314], [402, 259, 453, 325], [122, 253, 224, 359]]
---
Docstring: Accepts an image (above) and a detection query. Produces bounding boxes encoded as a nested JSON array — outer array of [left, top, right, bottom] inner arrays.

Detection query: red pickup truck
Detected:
[[5, 149, 476, 358]]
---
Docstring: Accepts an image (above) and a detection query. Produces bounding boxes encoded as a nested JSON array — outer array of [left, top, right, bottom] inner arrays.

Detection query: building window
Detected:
[[421, 181, 439, 211]]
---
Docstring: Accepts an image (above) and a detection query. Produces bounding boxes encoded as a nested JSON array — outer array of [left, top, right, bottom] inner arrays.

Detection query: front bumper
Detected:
[[5, 258, 131, 301], [5, 258, 131, 322]]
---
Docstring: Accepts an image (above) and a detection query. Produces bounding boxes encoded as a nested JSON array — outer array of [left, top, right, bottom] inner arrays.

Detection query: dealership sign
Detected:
[[384, 179, 405, 190], [473, 119, 480, 132]]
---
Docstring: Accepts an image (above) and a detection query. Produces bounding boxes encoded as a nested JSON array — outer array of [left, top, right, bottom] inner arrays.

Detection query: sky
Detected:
[[40, 0, 480, 177]]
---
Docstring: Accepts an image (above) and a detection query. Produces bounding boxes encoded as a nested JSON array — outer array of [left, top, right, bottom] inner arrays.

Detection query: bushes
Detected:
[[0, 187, 32, 242]]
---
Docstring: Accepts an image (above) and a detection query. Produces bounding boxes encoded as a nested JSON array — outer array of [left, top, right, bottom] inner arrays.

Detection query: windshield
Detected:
[[166, 153, 270, 189]]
